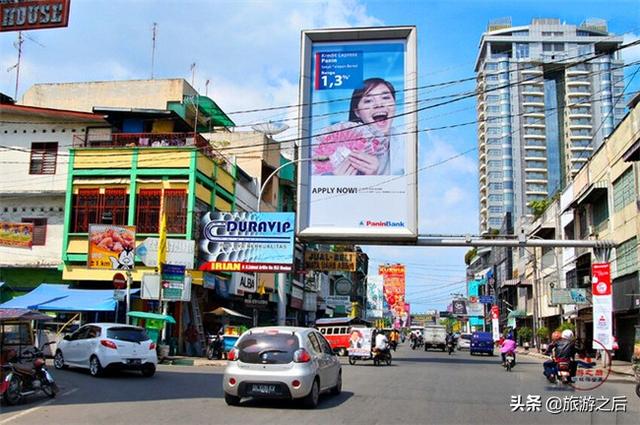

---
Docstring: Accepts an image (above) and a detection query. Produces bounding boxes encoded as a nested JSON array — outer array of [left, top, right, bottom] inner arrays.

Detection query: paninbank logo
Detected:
[[359, 220, 405, 227]]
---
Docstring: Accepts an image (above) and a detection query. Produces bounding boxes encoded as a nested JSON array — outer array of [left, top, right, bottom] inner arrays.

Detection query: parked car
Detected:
[[423, 325, 447, 351], [53, 323, 157, 377], [223, 326, 342, 408], [457, 333, 471, 350], [469, 331, 494, 356]]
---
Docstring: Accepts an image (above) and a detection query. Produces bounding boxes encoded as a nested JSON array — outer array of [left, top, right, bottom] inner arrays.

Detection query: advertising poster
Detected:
[[592, 263, 613, 350], [199, 212, 295, 273], [379, 264, 406, 321], [0, 222, 33, 248], [161, 264, 185, 301], [348, 327, 374, 357], [304, 250, 356, 271], [88, 225, 136, 270], [297, 27, 417, 242], [366, 275, 384, 318], [402, 303, 411, 327]]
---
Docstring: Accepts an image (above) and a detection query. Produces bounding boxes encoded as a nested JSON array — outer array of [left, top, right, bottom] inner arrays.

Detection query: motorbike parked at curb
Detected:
[[206, 334, 224, 360], [1, 342, 58, 405]]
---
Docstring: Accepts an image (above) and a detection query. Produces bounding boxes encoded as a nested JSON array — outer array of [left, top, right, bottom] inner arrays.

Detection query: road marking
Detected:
[[0, 388, 78, 425]]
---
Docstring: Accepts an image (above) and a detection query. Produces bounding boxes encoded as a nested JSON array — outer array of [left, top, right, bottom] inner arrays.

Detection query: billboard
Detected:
[[304, 250, 356, 271], [0, 221, 33, 248], [0, 0, 71, 32], [199, 212, 295, 273], [297, 27, 418, 242], [366, 274, 384, 318], [551, 288, 588, 305], [592, 263, 613, 350], [379, 264, 405, 321], [88, 225, 136, 270]]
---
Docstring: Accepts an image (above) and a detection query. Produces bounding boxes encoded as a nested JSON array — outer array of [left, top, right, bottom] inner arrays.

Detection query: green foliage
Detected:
[[517, 326, 533, 342], [528, 199, 551, 219], [536, 326, 550, 341], [464, 248, 478, 265], [555, 322, 575, 333], [439, 317, 456, 331]]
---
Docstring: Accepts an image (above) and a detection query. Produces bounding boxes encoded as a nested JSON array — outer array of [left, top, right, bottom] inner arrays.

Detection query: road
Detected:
[[1, 345, 638, 425]]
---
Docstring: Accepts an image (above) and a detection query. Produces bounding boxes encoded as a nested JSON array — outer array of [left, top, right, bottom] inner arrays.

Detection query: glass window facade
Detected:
[[613, 168, 635, 212], [616, 237, 638, 277]]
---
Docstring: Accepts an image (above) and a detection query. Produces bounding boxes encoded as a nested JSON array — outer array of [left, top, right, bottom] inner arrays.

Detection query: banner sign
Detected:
[[136, 238, 195, 269], [88, 224, 136, 270], [0, 221, 33, 248], [466, 296, 484, 316], [0, 0, 71, 33], [348, 327, 374, 357], [229, 272, 257, 296], [199, 212, 295, 273], [304, 250, 356, 271], [479, 295, 495, 304], [297, 27, 418, 242], [161, 264, 185, 301], [366, 275, 384, 318], [402, 303, 411, 327], [492, 319, 500, 341], [451, 300, 467, 315], [379, 264, 405, 321], [551, 288, 589, 305], [326, 295, 351, 307], [592, 263, 613, 350]]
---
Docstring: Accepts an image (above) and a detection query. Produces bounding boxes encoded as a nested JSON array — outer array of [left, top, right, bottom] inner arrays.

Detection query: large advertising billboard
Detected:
[[297, 27, 418, 242], [379, 264, 406, 321], [199, 212, 295, 273], [0, 222, 33, 248], [88, 225, 136, 270], [366, 274, 384, 318]]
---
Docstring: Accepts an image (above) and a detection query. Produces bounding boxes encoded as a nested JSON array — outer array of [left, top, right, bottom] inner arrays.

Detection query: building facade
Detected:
[[475, 18, 625, 232]]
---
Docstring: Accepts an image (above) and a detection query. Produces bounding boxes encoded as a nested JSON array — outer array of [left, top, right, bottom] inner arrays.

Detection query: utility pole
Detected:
[[531, 248, 540, 350], [190, 62, 196, 87], [151, 22, 158, 79], [9, 32, 24, 100]]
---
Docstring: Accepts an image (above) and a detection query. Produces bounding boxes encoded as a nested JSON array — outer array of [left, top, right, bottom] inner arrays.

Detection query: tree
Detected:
[[528, 199, 550, 219], [517, 326, 532, 345], [464, 248, 477, 265], [555, 322, 575, 333], [536, 326, 550, 343]]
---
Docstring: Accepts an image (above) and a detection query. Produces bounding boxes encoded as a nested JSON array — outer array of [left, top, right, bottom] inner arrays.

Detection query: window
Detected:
[[515, 43, 529, 59], [163, 189, 187, 234], [485, 63, 498, 71], [326, 328, 333, 335], [103, 188, 129, 226], [616, 237, 638, 277], [21, 218, 47, 245], [29, 142, 58, 175], [591, 194, 608, 232], [72, 189, 101, 232], [136, 189, 162, 233], [543, 42, 564, 52], [613, 168, 635, 212]]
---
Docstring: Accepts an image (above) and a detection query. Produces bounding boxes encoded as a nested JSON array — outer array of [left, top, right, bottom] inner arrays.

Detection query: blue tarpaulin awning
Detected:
[[0, 284, 136, 312]]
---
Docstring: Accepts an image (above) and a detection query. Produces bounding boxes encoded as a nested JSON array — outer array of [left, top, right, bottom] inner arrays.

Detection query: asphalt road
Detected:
[[1, 345, 638, 425]]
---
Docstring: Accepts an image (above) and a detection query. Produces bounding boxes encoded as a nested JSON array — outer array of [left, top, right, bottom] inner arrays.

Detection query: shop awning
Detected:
[[205, 307, 251, 319], [571, 180, 608, 208], [0, 308, 51, 322], [0, 284, 135, 312], [127, 311, 176, 324]]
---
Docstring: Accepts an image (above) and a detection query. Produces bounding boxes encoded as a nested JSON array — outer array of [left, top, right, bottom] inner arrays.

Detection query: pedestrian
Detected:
[[184, 322, 200, 357]]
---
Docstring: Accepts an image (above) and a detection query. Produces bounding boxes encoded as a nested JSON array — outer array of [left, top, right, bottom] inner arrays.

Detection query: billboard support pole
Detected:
[[125, 270, 132, 325]]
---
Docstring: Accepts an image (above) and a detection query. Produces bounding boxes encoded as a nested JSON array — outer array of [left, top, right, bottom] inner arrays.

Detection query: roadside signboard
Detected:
[[136, 238, 195, 269], [366, 275, 384, 318], [551, 288, 588, 305], [161, 264, 185, 301], [0, 0, 71, 32], [451, 300, 467, 315], [112, 273, 126, 290], [479, 295, 495, 304], [379, 264, 406, 321], [466, 297, 484, 316], [592, 263, 613, 350], [88, 225, 136, 270], [0, 221, 33, 248], [141, 273, 191, 302], [304, 251, 357, 272], [348, 327, 374, 357], [199, 212, 295, 273], [229, 272, 257, 295], [326, 295, 351, 307]]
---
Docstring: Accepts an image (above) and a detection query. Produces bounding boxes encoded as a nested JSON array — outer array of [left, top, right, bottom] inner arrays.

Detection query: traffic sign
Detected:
[[490, 305, 499, 320], [112, 272, 126, 290], [136, 238, 195, 269]]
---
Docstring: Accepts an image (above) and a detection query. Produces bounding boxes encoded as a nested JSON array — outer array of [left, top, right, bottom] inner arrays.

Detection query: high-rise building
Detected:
[[475, 18, 624, 232]]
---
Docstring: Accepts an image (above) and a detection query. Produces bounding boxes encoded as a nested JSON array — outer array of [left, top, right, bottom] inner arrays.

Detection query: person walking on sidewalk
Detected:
[[184, 322, 200, 357]]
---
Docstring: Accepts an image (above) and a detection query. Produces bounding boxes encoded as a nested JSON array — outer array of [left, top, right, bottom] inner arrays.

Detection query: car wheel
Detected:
[[89, 355, 104, 377], [54, 350, 67, 369], [331, 371, 342, 395], [224, 392, 241, 406], [338, 348, 347, 357], [141, 364, 156, 377], [302, 379, 320, 409]]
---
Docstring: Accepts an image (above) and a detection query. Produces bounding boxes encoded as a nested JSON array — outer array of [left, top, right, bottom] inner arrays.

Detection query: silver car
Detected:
[[223, 326, 342, 408]]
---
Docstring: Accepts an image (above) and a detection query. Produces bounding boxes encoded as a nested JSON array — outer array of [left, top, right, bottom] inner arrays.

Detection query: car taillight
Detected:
[[227, 348, 238, 361], [291, 379, 301, 388], [293, 348, 311, 363], [229, 377, 236, 385], [149, 342, 156, 350], [100, 340, 118, 350]]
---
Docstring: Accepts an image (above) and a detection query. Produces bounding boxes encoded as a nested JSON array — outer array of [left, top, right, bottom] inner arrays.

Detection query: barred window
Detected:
[[163, 189, 187, 234], [136, 189, 162, 233], [21, 218, 47, 245], [103, 188, 129, 226], [29, 142, 58, 175], [613, 168, 635, 212], [72, 189, 101, 233], [616, 237, 638, 277]]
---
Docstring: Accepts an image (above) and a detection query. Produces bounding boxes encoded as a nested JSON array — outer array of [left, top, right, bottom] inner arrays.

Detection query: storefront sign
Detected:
[[229, 272, 257, 296], [451, 300, 467, 315], [466, 297, 484, 316], [479, 295, 495, 304], [290, 285, 304, 309], [199, 212, 295, 273], [334, 277, 352, 295], [304, 251, 356, 271], [303, 291, 317, 312], [592, 263, 613, 350], [88, 224, 136, 270], [297, 27, 418, 242], [0, 221, 33, 248], [244, 293, 269, 310], [136, 238, 195, 269], [366, 275, 384, 318], [161, 264, 185, 301], [551, 288, 588, 305], [380, 264, 405, 321], [326, 295, 350, 307], [0, 0, 71, 32]]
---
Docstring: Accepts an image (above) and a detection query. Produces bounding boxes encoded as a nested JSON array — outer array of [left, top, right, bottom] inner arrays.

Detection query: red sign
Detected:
[[591, 263, 611, 296], [0, 0, 71, 32], [490, 305, 499, 320], [379, 264, 406, 321], [112, 273, 126, 290]]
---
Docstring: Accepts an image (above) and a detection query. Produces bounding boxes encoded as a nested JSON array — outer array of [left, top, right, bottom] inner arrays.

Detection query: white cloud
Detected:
[[443, 186, 465, 206], [622, 32, 640, 63]]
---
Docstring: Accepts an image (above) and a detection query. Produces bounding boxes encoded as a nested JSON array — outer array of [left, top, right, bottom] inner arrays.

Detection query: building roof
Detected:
[[1, 103, 107, 122]]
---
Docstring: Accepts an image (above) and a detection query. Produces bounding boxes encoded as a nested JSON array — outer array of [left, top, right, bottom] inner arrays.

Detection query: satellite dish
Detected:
[[251, 121, 289, 135]]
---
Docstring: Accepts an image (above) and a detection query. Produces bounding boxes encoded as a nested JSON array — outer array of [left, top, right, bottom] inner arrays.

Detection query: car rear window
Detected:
[[106, 327, 149, 342], [237, 332, 300, 364], [461, 335, 471, 340]]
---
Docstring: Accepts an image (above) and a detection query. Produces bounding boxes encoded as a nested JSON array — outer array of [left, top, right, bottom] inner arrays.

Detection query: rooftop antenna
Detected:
[[7, 32, 44, 101], [151, 22, 158, 79], [205, 79, 210, 97], [190, 62, 196, 87]]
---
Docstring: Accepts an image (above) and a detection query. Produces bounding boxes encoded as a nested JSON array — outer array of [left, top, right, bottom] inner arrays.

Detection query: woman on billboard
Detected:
[[312, 78, 400, 176]]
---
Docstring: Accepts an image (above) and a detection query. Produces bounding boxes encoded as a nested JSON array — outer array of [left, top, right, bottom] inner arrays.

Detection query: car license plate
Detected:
[[506, 356, 514, 361], [127, 359, 141, 365], [251, 384, 276, 395]]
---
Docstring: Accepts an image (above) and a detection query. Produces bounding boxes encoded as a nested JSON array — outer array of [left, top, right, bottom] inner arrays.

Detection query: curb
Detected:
[[159, 357, 228, 367]]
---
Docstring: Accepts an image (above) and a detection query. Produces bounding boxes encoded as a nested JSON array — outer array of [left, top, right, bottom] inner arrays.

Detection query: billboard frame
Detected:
[[296, 26, 418, 243]]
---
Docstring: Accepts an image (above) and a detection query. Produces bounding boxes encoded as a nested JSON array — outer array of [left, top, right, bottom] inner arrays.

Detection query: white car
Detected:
[[53, 323, 157, 377], [223, 326, 342, 408], [457, 333, 471, 350]]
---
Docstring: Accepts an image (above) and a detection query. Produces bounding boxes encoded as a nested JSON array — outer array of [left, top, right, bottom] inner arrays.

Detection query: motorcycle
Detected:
[[546, 358, 573, 386], [503, 351, 516, 372], [372, 347, 392, 366], [447, 341, 454, 355], [389, 340, 398, 352], [206, 334, 224, 360], [1, 342, 58, 405]]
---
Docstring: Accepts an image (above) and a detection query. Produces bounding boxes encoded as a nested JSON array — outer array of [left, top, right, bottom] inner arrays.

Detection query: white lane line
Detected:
[[0, 388, 78, 425]]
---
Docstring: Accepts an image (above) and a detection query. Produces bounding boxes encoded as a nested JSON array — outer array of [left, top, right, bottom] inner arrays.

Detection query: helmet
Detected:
[[561, 329, 574, 340], [551, 331, 562, 341]]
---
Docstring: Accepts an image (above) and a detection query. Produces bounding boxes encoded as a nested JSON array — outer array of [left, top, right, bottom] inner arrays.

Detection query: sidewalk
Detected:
[[160, 356, 227, 367], [515, 348, 636, 378]]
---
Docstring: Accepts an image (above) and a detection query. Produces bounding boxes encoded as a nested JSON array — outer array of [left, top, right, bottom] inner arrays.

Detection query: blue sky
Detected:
[[1, 0, 639, 313]]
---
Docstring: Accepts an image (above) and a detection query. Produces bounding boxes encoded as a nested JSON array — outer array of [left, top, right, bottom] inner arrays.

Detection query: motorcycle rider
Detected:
[[500, 333, 517, 366], [374, 329, 390, 354], [445, 331, 456, 353], [554, 329, 578, 378], [543, 331, 562, 380]]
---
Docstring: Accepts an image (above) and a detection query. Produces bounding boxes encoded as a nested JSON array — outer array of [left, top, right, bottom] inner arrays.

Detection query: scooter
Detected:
[[206, 334, 224, 360], [503, 351, 516, 372], [447, 341, 454, 355], [546, 358, 573, 386], [1, 342, 58, 405]]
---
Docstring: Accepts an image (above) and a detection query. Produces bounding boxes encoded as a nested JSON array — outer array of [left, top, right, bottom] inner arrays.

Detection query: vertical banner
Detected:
[[161, 264, 185, 301], [366, 274, 384, 318], [379, 264, 405, 323], [592, 263, 613, 350], [297, 27, 418, 242], [403, 303, 411, 327]]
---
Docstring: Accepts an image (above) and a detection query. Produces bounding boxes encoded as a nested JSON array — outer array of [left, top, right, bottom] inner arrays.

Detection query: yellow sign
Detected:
[[304, 251, 357, 272], [88, 225, 136, 270]]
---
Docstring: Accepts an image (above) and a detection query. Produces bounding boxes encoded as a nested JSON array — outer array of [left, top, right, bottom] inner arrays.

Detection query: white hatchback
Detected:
[[54, 323, 157, 377]]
